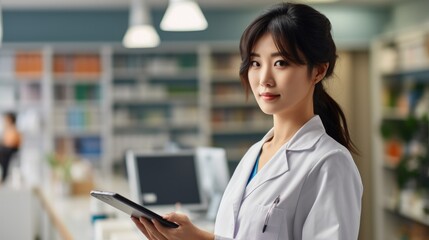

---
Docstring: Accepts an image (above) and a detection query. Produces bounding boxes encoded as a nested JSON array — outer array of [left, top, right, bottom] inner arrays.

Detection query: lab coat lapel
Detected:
[[230, 140, 265, 234], [243, 146, 289, 200], [242, 115, 325, 200]]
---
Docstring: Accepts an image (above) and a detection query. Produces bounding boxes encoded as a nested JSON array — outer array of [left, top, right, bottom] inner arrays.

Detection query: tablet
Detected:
[[90, 190, 179, 228]]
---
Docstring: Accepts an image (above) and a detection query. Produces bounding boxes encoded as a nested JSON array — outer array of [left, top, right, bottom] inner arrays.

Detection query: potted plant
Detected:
[[46, 153, 73, 196]]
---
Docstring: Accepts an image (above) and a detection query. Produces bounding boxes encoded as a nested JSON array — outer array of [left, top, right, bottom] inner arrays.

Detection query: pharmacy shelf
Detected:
[[371, 24, 429, 240]]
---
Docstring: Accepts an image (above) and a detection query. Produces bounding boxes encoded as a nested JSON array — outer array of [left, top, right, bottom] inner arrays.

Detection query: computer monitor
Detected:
[[195, 147, 229, 197], [195, 147, 230, 220], [126, 150, 208, 211]]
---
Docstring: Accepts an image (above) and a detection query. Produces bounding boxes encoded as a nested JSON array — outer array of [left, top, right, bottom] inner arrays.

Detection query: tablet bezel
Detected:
[[90, 190, 179, 228]]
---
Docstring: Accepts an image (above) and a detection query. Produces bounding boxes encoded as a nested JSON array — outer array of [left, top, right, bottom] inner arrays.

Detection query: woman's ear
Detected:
[[313, 63, 329, 84]]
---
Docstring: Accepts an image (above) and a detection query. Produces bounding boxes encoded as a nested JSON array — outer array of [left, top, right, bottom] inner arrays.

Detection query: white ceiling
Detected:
[[0, 0, 402, 10]]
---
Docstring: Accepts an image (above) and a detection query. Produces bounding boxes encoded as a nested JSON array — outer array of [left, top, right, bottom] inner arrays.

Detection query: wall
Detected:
[[388, 0, 429, 32], [327, 51, 372, 240], [3, 5, 389, 49]]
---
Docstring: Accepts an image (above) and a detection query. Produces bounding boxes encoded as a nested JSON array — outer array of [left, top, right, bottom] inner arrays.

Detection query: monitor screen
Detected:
[[126, 150, 207, 210]]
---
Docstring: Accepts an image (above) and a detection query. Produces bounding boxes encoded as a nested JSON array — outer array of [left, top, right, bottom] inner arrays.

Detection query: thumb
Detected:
[[163, 212, 190, 225]]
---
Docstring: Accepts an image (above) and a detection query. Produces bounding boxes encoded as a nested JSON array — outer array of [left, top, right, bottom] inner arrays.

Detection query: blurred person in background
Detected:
[[0, 112, 21, 183]]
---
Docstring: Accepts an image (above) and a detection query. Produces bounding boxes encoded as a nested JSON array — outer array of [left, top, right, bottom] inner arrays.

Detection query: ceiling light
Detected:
[[160, 0, 208, 32], [123, 0, 160, 48]]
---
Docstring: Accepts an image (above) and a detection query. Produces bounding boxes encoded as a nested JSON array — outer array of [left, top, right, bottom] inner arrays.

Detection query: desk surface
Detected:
[[36, 173, 215, 240], [36, 174, 132, 240]]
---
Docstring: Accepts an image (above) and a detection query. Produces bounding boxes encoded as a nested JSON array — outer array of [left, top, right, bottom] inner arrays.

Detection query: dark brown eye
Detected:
[[274, 60, 288, 67], [250, 61, 260, 67]]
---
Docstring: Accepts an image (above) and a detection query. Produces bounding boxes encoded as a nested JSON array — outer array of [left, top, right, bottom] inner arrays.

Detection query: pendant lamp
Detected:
[[123, 0, 160, 48], [160, 0, 208, 32]]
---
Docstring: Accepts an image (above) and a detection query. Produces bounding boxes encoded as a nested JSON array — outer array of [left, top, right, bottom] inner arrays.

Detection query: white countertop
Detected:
[[36, 172, 214, 240], [36, 173, 131, 240]]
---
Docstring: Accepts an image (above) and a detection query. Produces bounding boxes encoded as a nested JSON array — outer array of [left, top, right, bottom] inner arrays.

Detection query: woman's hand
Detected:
[[131, 213, 214, 240]]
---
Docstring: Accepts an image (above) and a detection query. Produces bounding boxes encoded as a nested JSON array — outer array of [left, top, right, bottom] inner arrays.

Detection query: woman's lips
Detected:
[[260, 93, 280, 101]]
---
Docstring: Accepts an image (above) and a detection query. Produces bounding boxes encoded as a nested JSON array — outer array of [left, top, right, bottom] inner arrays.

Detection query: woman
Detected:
[[0, 112, 21, 183], [131, 2, 363, 239]]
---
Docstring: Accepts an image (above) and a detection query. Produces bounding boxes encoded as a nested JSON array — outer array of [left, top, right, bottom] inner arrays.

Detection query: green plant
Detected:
[[399, 116, 419, 142], [395, 156, 419, 190], [381, 114, 429, 191], [46, 153, 73, 183], [380, 120, 396, 140]]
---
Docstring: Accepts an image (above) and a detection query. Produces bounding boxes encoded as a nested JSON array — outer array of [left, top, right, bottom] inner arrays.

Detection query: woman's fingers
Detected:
[[163, 212, 189, 225], [131, 216, 152, 239], [140, 217, 168, 240], [152, 218, 173, 238]]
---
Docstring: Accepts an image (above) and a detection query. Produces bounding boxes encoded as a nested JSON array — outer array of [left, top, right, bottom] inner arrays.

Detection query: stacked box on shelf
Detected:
[[54, 54, 101, 77], [15, 52, 43, 78], [75, 136, 101, 161], [18, 82, 42, 105]]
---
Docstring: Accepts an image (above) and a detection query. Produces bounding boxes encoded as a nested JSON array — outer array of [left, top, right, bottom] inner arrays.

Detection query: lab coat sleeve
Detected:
[[296, 149, 363, 240], [214, 235, 233, 240]]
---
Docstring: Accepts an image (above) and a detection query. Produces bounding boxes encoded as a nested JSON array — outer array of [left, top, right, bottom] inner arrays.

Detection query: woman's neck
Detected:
[[268, 110, 314, 148]]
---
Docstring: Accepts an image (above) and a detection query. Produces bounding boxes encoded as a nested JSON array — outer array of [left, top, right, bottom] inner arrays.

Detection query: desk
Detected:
[[35, 174, 130, 240], [35, 174, 215, 240]]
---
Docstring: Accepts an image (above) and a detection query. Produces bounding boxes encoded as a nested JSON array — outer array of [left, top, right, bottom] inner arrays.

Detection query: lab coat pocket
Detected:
[[243, 204, 286, 240]]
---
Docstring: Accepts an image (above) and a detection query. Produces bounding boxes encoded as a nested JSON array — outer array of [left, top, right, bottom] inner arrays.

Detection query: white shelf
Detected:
[[53, 128, 102, 136], [0, 73, 16, 79], [113, 68, 198, 80], [53, 101, 101, 108], [381, 67, 429, 78], [212, 122, 270, 135], [14, 73, 43, 80], [384, 202, 429, 227], [211, 101, 257, 108], [114, 96, 198, 105], [53, 73, 101, 81], [113, 123, 198, 132], [211, 73, 240, 82]]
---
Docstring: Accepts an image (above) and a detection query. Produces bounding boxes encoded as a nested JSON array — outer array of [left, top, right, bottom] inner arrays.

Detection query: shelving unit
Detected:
[[0, 42, 274, 177], [46, 46, 111, 170], [0, 47, 48, 186], [208, 47, 271, 170], [110, 46, 206, 167], [371, 24, 429, 240]]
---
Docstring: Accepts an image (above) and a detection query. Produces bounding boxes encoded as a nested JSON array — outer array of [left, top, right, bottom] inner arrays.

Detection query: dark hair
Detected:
[[239, 2, 358, 154], [4, 112, 16, 125]]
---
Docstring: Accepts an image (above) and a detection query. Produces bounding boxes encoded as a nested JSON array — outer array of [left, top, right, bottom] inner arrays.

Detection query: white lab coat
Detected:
[[214, 115, 363, 240]]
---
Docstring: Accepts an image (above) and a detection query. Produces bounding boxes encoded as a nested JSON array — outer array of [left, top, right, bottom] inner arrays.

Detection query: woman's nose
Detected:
[[259, 67, 275, 87]]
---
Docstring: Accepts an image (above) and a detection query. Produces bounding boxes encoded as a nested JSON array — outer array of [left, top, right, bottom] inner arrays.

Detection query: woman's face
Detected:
[[248, 33, 317, 116]]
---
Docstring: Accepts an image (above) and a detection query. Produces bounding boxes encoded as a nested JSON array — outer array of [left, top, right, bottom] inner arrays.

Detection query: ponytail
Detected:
[[314, 83, 358, 154]]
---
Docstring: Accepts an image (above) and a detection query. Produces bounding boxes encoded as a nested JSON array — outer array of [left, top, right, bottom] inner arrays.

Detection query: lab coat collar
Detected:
[[283, 115, 326, 151], [242, 115, 326, 199], [258, 115, 326, 152]]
